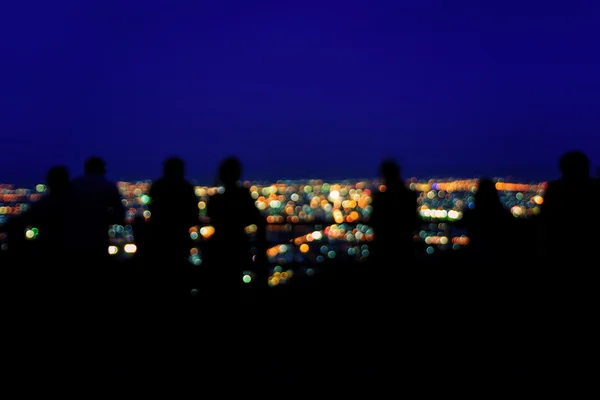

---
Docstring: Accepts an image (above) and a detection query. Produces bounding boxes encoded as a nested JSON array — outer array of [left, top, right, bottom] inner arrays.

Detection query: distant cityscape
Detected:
[[1, 177, 546, 283]]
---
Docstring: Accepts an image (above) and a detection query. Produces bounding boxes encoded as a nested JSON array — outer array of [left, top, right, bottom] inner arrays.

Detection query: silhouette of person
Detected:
[[536, 150, 599, 383], [541, 151, 599, 268], [370, 160, 419, 270], [31, 166, 71, 258], [55, 157, 125, 382], [0, 165, 70, 309], [61, 156, 124, 337], [145, 157, 198, 300], [65, 156, 125, 264], [0, 165, 70, 267], [462, 178, 513, 270], [147, 157, 198, 262], [366, 160, 420, 379], [0, 166, 72, 384], [206, 157, 267, 298]]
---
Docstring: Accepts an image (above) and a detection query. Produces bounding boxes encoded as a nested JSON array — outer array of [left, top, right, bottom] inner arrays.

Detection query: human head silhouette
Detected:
[[84, 156, 106, 176], [46, 165, 69, 192], [219, 157, 242, 187], [475, 178, 500, 204], [559, 151, 590, 180], [164, 157, 185, 180], [379, 160, 401, 184]]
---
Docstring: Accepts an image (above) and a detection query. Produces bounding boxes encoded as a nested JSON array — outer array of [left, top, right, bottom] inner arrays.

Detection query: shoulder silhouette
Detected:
[[205, 157, 267, 295], [541, 151, 599, 263], [146, 157, 198, 263], [370, 160, 419, 266], [1, 165, 71, 263], [207, 157, 264, 243], [463, 177, 513, 262], [32, 166, 71, 254], [66, 156, 124, 257]]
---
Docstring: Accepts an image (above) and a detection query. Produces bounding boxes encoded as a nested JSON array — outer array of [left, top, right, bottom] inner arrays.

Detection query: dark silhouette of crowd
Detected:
[[1, 150, 598, 390]]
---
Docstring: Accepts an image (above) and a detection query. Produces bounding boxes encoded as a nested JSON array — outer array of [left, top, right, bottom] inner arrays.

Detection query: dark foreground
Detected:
[[3, 252, 595, 392]]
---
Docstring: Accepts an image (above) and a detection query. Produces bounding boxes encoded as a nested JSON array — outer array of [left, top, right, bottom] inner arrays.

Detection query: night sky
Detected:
[[1, 0, 599, 186]]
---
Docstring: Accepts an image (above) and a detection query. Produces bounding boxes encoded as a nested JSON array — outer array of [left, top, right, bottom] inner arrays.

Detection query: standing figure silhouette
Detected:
[[146, 157, 198, 274], [541, 151, 599, 269], [206, 157, 267, 299], [536, 150, 600, 384], [370, 160, 419, 270], [0, 166, 72, 385], [66, 156, 125, 266], [61, 156, 125, 383], [0, 165, 70, 269], [462, 178, 513, 272]]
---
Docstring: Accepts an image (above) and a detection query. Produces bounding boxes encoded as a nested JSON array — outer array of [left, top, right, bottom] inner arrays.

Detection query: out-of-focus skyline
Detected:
[[1, 0, 599, 186]]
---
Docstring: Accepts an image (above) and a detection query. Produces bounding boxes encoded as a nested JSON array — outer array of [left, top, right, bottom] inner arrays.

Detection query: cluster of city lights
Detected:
[[1, 177, 550, 284]]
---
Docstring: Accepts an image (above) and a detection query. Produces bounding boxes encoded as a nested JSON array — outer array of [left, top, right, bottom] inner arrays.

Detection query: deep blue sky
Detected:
[[1, 0, 599, 186]]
